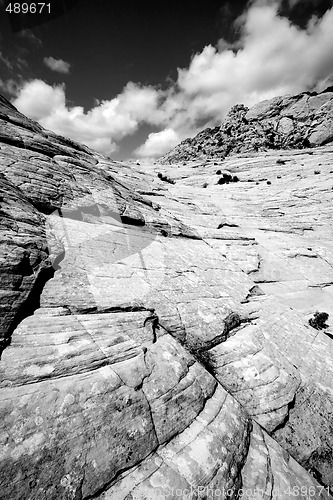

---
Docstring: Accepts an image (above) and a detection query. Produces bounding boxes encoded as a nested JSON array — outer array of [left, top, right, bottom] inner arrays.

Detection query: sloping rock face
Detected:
[[0, 94, 333, 499], [161, 87, 333, 164]]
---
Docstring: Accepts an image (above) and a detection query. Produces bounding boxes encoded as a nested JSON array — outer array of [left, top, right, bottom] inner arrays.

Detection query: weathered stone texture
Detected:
[[0, 94, 332, 499]]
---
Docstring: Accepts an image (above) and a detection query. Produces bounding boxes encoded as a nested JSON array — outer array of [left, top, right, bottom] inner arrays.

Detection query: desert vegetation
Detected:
[[217, 173, 239, 185], [309, 311, 329, 330]]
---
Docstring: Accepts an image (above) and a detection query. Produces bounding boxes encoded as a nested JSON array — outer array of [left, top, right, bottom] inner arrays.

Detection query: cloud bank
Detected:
[[11, 1, 333, 157], [135, 129, 180, 157], [13, 79, 161, 153]]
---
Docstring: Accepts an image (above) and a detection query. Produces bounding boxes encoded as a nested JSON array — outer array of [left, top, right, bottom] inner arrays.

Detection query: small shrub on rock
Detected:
[[217, 173, 239, 185], [309, 311, 329, 330], [314, 170, 321, 174], [276, 159, 286, 164], [267, 180, 271, 185], [202, 182, 208, 188], [223, 173, 232, 183]]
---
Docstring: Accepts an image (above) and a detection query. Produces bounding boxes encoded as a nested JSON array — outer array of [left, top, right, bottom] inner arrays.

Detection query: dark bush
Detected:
[[202, 182, 208, 188], [216, 169, 221, 175], [309, 311, 329, 330], [223, 173, 232, 183], [276, 159, 286, 164], [314, 170, 321, 174], [267, 181, 271, 185], [218, 174, 240, 185], [157, 172, 163, 179]]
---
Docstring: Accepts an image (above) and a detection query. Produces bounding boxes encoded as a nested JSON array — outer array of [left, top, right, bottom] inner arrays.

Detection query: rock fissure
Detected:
[[261, 432, 274, 500]]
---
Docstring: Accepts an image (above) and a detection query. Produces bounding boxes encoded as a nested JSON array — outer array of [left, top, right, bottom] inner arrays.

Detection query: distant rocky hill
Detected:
[[1, 93, 333, 499], [161, 87, 333, 163]]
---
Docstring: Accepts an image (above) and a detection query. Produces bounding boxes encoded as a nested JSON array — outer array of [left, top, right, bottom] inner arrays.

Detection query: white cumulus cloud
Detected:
[[43, 56, 71, 74], [13, 79, 66, 120], [12, 79, 162, 154], [135, 129, 180, 157]]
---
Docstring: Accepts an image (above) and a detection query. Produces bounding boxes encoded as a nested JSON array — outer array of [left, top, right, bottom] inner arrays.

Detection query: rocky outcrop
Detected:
[[161, 87, 333, 163], [0, 94, 333, 499]]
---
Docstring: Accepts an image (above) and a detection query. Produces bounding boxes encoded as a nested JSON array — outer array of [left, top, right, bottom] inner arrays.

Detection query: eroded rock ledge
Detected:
[[161, 87, 333, 164], [0, 94, 332, 499]]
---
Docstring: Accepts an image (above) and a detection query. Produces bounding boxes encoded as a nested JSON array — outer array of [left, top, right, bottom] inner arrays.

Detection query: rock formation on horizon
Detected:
[[0, 92, 333, 499], [161, 87, 333, 164]]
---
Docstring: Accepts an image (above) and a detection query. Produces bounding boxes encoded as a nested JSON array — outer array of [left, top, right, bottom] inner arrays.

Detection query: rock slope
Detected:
[[161, 87, 333, 164], [0, 94, 333, 499]]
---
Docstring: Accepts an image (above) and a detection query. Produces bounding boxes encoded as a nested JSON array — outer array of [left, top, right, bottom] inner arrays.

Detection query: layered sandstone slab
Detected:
[[0, 94, 332, 499], [139, 147, 333, 490]]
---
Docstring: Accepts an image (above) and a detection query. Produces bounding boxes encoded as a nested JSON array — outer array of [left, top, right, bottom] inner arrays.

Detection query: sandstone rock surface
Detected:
[[161, 88, 333, 164], [0, 94, 333, 499]]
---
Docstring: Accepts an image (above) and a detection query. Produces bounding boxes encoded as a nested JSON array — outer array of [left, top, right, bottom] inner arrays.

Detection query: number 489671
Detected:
[[5, 3, 51, 14]]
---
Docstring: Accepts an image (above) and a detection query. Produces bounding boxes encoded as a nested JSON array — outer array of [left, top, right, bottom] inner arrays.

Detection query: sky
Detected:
[[0, 0, 333, 159]]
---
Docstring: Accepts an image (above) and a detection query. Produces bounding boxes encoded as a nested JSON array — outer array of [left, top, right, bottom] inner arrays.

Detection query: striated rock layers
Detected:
[[0, 93, 333, 499], [161, 87, 333, 164]]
